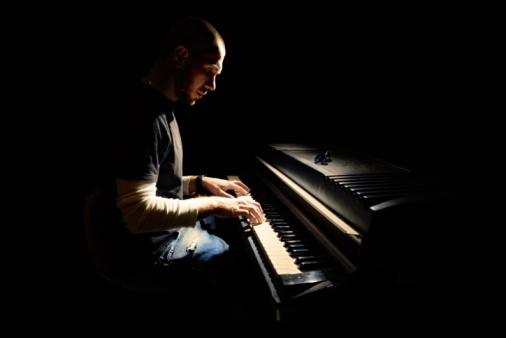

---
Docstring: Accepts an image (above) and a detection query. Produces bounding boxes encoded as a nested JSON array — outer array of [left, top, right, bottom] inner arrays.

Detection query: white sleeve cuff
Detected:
[[182, 175, 192, 196]]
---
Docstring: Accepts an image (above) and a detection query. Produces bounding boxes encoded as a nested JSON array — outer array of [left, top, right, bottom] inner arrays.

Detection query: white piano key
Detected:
[[251, 222, 302, 275]]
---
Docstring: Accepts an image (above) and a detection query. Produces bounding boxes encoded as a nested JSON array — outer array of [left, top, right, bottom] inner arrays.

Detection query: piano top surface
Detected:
[[268, 143, 406, 176]]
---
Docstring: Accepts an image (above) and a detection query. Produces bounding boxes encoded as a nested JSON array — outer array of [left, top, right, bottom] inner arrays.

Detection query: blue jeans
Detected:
[[154, 216, 230, 269]]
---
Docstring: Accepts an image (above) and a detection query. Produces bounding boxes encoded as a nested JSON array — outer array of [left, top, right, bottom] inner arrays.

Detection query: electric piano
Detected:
[[228, 143, 499, 322]]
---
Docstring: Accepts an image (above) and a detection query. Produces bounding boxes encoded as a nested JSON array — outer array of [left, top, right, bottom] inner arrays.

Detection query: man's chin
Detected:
[[177, 94, 198, 107], [186, 99, 197, 107]]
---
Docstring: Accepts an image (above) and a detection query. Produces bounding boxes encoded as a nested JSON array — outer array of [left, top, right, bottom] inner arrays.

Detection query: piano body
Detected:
[[229, 143, 500, 322]]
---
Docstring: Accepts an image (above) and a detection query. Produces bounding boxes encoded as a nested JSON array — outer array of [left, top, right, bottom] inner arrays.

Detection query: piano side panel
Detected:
[[359, 193, 501, 291]]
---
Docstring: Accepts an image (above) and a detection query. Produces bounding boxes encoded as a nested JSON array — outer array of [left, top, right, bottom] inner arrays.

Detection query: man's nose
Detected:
[[205, 75, 217, 91]]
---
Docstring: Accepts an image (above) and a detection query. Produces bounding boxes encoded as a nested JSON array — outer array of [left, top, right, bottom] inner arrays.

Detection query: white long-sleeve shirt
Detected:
[[115, 176, 199, 234]]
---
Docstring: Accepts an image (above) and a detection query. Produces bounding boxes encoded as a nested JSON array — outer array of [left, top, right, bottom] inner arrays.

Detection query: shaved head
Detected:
[[160, 17, 225, 59], [146, 17, 225, 105]]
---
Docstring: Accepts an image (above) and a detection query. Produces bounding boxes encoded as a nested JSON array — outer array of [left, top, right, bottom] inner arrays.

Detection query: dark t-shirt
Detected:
[[102, 83, 183, 197], [99, 82, 184, 277]]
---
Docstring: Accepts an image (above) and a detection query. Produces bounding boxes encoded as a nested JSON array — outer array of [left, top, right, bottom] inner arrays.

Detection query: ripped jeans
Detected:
[[142, 217, 253, 294], [154, 216, 230, 269]]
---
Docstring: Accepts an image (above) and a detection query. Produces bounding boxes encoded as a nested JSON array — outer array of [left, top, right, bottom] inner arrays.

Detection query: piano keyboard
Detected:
[[251, 223, 301, 275], [228, 175, 341, 284]]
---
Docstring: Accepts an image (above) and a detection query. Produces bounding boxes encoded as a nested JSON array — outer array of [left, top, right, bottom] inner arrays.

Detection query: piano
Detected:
[[228, 143, 500, 322]]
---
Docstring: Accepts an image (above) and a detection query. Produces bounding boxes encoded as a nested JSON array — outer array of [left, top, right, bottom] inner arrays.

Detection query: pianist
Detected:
[[97, 17, 264, 292]]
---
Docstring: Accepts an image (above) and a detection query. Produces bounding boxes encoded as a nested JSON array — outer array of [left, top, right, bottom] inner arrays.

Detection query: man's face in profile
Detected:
[[175, 46, 225, 106]]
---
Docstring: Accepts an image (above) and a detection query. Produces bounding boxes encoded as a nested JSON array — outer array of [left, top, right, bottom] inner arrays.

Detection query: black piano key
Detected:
[[295, 255, 332, 263], [283, 239, 306, 247], [268, 218, 285, 224], [297, 258, 338, 270], [272, 225, 291, 232], [284, 243, 306, 250], [280, 233, 313, 241], [269, 217, 300, 223], [289, 248, 327, 257], [265, 205, 290, 212], [279, 234, 299, 241], [286, 242, 323, 255], [270, 220, 305, 229], [276, 229, 310, 236], [264, 211, 283, 217], [270, 222, 305, 231], [276, 230, 295, 236], [284, 240, 320, 249]]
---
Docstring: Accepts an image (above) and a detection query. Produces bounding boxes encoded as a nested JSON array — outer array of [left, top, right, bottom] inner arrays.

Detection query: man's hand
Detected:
[[212, 196, 265, 225], [202, 177, 251, 197], [190, 176, 265, 224]]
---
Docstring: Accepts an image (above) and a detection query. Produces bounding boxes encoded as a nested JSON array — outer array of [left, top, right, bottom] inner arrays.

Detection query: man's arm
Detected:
[[182, 175, 250, 197], [115, 178, 264, 234]]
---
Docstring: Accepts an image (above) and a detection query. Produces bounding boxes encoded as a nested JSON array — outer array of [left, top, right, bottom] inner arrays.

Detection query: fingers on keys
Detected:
[[239, 196, 264, 225], [231, 181, 250, 197]]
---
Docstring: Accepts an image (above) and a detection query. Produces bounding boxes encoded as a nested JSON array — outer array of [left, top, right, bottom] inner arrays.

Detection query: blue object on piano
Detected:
[[314, 150, 332, 165]]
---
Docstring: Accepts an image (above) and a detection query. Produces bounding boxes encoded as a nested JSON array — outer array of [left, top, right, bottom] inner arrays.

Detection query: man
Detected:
[[98, 17, 264, 292]]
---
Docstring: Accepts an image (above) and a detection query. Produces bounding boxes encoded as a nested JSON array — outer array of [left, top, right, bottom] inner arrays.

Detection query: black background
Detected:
[[70, 2, 502, 327], [80, 4, 501, 197]]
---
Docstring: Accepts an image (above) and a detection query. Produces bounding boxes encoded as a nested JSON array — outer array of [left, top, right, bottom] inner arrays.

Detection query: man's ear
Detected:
[[174, 46, 189, 68]]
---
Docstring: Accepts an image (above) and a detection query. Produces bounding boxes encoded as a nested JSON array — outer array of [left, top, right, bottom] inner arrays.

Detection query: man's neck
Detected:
[[145, 66, 178, 102]]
